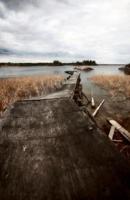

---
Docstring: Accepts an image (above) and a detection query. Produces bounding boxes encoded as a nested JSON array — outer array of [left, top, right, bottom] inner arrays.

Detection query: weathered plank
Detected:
[[24, 89, 73, 100], [108, 125, 115, 140], [92, 99, 105, 117], [108, 119, 130, 142]]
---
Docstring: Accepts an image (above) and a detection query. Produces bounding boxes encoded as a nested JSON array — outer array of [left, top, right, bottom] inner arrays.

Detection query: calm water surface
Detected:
[[0, 65, 124, 95]]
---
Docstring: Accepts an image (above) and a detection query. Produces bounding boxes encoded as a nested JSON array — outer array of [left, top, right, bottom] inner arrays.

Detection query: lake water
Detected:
[[0, 65, 124, 95]]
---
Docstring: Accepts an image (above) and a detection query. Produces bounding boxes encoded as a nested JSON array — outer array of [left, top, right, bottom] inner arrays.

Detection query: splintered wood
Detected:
[[108, 120, 130, 142]]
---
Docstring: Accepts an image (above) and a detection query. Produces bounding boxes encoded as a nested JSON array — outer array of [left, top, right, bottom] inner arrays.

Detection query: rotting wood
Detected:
[[108, 119, 130, 142], [108, 125, 115, 140], [92, 99, 105, 117]]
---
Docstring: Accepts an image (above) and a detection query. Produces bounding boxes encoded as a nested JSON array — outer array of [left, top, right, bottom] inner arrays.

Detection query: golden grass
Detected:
[[0, 75, 63, 113], [90, 75, 130, 97]]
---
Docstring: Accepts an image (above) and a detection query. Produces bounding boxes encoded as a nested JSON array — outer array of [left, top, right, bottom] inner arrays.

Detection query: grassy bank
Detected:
[[90, 75, 130, 97], [90, 75, 130, 159], [0, 75, 63, 113]]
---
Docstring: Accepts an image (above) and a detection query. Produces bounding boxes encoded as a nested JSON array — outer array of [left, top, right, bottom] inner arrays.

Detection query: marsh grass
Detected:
[[0, 75, 63, 113], [90, 75, 130, 97]]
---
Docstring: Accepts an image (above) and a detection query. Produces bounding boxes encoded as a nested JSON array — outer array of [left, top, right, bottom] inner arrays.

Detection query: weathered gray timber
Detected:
[[0, 72, 130, 200]]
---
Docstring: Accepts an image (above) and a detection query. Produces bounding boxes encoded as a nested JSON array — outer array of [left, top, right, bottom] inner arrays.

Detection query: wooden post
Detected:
[[91, 97, 95, 108]]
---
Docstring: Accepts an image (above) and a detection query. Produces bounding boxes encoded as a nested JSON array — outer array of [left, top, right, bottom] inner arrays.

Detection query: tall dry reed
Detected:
[[90, 75, 130, 97], [0, 75, 63, 113]]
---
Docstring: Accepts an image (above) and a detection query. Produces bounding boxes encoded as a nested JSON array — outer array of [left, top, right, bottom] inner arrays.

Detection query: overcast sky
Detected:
[[0, 0, 130, 63]]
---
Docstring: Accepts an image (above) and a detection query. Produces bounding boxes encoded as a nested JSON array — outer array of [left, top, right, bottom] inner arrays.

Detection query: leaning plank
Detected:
[[108, 125, 115, 140], [24, 89, 73, 101], [108, 120, 130, 142], [92, 99, 105, 117]]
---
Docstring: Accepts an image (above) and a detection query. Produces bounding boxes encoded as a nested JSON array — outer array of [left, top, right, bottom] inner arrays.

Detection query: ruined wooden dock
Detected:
[[0, 72, 130, 200]]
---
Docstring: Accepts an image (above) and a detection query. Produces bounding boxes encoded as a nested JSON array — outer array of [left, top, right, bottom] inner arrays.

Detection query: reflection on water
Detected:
[[0, 65, 124, 96]]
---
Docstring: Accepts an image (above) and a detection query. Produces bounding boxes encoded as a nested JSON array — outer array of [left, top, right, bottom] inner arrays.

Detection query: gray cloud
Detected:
[[0, 0, 130, 63], [0, 0, 40, 10], [0, 48, 11, 55]]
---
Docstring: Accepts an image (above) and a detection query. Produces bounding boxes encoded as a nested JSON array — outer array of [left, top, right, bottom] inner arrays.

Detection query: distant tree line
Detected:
[[74, 60, 97, 66], [0, 60, 97, 67], [0, 61, 63, 67]]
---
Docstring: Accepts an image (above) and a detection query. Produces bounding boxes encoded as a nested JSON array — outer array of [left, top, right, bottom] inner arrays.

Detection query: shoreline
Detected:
[[0, 64, 124, 67]]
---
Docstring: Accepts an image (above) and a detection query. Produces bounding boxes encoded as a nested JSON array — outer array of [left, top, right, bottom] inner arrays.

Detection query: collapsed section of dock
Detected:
[[0, 72, 130, 200]]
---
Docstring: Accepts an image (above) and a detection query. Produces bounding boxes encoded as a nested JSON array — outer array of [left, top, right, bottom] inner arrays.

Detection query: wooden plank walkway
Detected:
[[0, 72, 130, 200]]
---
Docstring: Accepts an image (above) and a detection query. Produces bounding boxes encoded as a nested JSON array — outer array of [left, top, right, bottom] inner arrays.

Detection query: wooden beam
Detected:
[[108, 119, 130, 142], [92, 99, 105, 117], [108, 125, 115, 140]]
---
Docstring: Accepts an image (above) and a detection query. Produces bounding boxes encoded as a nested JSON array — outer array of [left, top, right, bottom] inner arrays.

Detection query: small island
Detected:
[[74, 66, 94, 72]]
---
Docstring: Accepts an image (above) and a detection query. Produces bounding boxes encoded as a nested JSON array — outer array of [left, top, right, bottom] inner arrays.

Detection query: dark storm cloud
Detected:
[[0, 0, 39, 10], [0, 48, 11, 55], [0, 0, 70, 10]]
